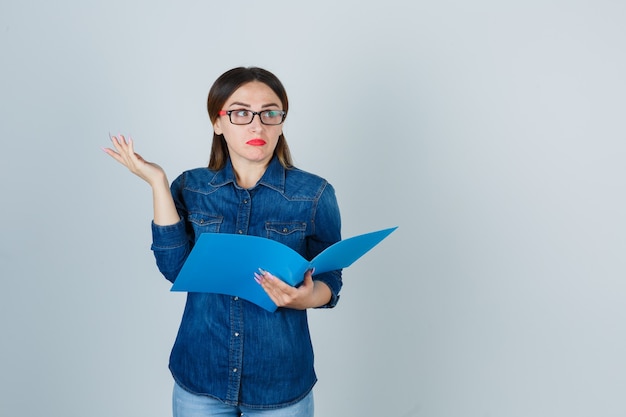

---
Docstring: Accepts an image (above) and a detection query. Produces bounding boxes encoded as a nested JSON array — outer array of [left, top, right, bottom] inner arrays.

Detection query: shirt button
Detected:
[[234, 332, 240, 337], [234, 296, 239, 301], [243, 199, 248, 204], [237, 230, 243, 234], [233, 368, 238, 373]]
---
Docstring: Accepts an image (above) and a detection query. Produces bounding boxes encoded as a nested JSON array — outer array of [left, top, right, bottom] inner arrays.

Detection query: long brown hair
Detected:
[[207, 67, 293, 170]]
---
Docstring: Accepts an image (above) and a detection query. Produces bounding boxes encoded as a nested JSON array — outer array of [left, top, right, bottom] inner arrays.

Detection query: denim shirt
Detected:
[[150, 156, 342, 408]]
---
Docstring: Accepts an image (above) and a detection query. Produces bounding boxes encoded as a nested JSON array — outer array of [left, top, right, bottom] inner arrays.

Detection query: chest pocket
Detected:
[[265, 221, 307, 252], [188, 212, 222, 240]]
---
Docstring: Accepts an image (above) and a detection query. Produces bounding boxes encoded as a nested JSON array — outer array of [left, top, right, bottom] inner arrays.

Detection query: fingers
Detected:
[[109, 134, 134, 158], [254, 269, 286, 305], [106, 133, 143, 170], [103, 134, 125, 160], [103, 133, 168, 187], [254, 268, 314, 309], [254, 269, 285, 296]]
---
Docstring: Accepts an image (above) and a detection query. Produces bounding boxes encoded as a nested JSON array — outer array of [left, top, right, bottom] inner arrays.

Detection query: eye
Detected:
[[233, 109, 251, 117], [263, 110, 283, 118]]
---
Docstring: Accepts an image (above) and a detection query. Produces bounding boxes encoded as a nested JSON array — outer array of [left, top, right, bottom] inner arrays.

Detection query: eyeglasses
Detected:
[[218, 109, 286, 125]]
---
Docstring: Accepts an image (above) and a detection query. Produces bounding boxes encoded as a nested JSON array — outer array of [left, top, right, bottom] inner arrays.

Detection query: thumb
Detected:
[[302, 269, 315, 286]]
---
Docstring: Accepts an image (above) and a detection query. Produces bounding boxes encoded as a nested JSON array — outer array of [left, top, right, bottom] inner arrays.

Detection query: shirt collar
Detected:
[[209, 156, 286, 193], [257, 156, 286, 193]]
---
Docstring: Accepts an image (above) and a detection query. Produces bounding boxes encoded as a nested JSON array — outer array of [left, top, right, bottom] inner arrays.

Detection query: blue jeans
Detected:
[[172, 383, 314, 417]]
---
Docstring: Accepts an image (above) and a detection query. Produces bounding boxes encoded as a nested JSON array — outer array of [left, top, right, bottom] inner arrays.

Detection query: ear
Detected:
[[213, 117, 223, 135]]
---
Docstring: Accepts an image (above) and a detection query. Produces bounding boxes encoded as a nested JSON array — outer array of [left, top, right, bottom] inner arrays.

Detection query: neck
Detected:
[[231, 159, 269, 189]]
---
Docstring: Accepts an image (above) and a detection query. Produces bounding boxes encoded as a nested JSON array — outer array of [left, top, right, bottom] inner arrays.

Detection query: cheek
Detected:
[[271, 127, 283, 140]]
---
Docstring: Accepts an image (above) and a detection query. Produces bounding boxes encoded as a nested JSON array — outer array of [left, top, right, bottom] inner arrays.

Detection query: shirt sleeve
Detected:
[[308, 181, 343, 308], [150, 173, 191, 283]]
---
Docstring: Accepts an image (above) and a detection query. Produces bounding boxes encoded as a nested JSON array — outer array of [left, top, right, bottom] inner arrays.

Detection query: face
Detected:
[[213, 81, 285, 168]]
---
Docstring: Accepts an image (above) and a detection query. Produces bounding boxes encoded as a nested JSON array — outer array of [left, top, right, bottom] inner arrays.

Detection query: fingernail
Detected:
[[258, 267, 266, 276]]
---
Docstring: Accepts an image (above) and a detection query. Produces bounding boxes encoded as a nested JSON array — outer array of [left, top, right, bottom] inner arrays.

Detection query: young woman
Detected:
[[103, 67, 342, 417]]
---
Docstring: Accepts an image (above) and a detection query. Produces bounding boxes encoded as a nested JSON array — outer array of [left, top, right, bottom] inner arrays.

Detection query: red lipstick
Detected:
[[246, 139, 266, 146]]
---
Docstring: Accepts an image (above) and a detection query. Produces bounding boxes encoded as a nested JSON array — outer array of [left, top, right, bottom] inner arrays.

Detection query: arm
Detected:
[[256, 182, 342, 310]]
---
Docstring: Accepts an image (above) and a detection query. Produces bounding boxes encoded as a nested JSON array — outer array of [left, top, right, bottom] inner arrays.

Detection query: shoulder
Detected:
[[181, 167, 216, 179], [284, 166, 334, 198], [171, 167, 219, 191], [286, 166, 328, 185]]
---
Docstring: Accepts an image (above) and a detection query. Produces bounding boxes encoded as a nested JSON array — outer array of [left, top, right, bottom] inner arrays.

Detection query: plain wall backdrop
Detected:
[[1, 1, 625, 416]]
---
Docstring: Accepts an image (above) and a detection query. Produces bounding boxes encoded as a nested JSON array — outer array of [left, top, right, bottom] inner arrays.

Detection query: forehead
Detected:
[[225, 81, 282, 107]]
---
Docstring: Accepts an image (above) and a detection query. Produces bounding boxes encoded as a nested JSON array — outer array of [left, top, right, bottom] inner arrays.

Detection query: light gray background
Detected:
[[1, 1, 625, 416]]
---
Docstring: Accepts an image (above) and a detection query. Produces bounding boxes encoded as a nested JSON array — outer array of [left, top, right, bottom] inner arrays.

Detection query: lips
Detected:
[[246, 139, 267, 146]]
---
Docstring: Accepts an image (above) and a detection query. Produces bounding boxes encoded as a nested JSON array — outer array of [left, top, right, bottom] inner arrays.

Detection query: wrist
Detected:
[[310, 280, 332, 308], [148, 172, 169, 189]]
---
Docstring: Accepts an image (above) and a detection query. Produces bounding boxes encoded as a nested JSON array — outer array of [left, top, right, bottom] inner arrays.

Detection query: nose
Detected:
[[248, 113, 264, 129]]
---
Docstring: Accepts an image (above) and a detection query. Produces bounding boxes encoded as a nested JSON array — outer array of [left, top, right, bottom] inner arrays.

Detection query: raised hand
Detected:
[[103, 134, 166, 187], [102, 134, 180, 226]]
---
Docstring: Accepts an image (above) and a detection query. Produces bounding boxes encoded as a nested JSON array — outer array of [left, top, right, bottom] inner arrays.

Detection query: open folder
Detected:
[[171, 226, 398, 312]]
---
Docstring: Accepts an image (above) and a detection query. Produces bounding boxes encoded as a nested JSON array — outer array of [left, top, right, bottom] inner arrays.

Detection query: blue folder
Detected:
[[171, 226, 397, 312]]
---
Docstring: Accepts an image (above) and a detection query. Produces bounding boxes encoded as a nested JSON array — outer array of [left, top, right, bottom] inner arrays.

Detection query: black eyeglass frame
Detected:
[[218, 110, 287, 125]]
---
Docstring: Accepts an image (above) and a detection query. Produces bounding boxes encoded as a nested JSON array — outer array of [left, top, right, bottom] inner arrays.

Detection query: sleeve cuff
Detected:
[[313, 270, 342, 309], [151, 218, 187, 249]]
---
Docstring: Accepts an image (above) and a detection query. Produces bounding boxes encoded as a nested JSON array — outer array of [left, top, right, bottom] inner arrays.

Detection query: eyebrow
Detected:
[[228, 101, 281, 109]]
